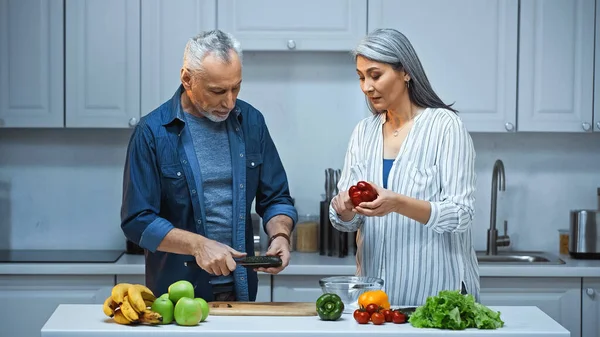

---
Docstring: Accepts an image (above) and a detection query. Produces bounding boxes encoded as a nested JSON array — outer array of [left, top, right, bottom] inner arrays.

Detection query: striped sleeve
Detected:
[[424, 117, 476, 234], [329, 122, 365, 232]]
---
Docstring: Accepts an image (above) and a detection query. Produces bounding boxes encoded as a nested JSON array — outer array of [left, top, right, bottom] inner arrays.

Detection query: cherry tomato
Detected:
[[381, 309, 392, 322], [365, 303, 380, 316], [392, 310, 406, 324], [354, 310, 370, 324], [371, 312, 385, 325]]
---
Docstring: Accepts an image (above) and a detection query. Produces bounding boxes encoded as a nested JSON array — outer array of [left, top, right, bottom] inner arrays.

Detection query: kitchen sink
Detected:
[[475, 251, 565, 265]]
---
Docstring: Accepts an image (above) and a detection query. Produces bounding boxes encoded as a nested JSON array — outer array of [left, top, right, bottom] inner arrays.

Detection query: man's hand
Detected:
[[256, 236, 290, 275], [193, 237, 246, 276]]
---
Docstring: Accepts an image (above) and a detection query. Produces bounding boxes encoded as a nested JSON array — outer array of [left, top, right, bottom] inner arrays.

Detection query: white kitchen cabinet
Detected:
[[594, 0, 600, 133], [272, 275, 323, 302], [0, 0, 64, 128], [217, 0, 367, 51], [65, 0, 140, 128], [517, 0, 595, 132], [117, 274, 272, 302], [140, 0, 216, 115], [582, 278, 600, 337], [480, 277, 581, 337], [368, 0, 519, 133], [0, 275, 114, 337]]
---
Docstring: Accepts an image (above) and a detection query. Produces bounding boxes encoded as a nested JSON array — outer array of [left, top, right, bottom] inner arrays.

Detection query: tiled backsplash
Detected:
[[0, 52, 599, 254]]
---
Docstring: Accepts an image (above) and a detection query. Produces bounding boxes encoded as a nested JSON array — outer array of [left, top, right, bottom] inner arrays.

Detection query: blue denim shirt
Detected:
[[120, 85, 298, 301]]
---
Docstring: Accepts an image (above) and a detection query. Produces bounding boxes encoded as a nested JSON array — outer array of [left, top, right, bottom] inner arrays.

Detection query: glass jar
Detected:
[[558, 229, 569, 255], [294, 214, 319, 253]]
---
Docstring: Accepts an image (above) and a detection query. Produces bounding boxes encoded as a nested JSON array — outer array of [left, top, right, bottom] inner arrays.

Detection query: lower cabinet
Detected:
[[0, 275, 115, 337], [582, 278, 600, 337], [117, 273, 272, 302], [480, 277, 581, 337]]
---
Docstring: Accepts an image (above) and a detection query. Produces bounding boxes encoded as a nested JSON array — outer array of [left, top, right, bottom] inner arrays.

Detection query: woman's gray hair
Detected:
[[183, 30, 243, 75], [352, 28, 457, 114]]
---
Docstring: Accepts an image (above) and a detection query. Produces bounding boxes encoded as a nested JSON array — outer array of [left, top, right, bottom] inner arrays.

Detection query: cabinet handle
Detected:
[[128, 117, 138, 127], [586, 288, 595, 298], [582, 122, 591, 131], [596, 121, 600, 131], [504, 122, 514, 132], [287, 40, 296, 50]]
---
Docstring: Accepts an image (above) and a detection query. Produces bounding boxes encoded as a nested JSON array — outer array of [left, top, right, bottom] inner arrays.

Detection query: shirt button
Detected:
[[239, 215, 244, 220], [197, 219, 201, 224], [239, 153, 244, 158], [176, 172, 181, 177], [191, 189, 196, 194], [182, 160, 187, 164], [250, 162, 255, 167], [240, 277, 244, 281], [235, 127, 239, 131], [239, 184, 244, 189]]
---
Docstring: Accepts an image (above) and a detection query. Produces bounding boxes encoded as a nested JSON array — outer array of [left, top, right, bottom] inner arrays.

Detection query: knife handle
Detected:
[[184, 256, 283, 269]]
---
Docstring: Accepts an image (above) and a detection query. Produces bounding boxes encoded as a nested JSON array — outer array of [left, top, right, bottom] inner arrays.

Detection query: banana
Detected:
[[132, 284, 156, 303], [113, 309, 135, 325], [119, 295, 140, 322], [111, 283, 132, 305], [138, 309, 163, 325], [127, 286, 147, 313], [144, 299, 154, 307], [102, 296, 119, 317]]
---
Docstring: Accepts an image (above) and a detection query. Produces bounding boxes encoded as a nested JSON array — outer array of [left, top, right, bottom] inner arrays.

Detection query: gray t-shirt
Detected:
[[186, 113, 234, 285]]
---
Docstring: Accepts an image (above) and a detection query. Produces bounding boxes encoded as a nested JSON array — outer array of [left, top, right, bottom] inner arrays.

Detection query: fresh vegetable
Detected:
[[371, 312, 385, 325], [409, 290, 504, 330], [353, 309, 370, 324], [381, 309, 392, 322], [358, 290, 390, 310], [348, 181, 378, 207], [365, 303, 380, 316], [315, 293, 344, 321], [392, 310, 406, 324]]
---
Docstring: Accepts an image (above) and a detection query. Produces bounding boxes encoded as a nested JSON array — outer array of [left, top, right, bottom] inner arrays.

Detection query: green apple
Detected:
[[151, 294, 174, 324], [168, 280, 194, 305], [159, 293, 170, 300], [174, 297, 203, 326], [194, 297, 210, 322]]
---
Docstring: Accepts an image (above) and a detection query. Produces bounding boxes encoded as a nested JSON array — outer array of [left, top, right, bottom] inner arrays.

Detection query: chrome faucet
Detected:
[[486, 159, 510, 255]]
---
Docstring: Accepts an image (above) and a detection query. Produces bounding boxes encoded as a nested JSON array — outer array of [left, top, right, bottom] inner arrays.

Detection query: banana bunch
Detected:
[[102, 283, 162, 325]]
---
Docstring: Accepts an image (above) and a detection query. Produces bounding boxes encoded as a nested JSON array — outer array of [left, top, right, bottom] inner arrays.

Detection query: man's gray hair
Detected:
[[183, 30, 243, 74]]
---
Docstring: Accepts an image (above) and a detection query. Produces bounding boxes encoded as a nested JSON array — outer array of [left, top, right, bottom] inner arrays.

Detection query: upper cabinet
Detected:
[[141, 0, 216, 115], [65, 0, 141, 128], [216, 0, 367, 51], [368, 0, 519, 133], [517, 0, 595, 132], [0, 0, 64, 128]]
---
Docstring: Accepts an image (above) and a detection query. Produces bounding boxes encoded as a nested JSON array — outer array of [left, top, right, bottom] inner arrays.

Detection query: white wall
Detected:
[[0, 51, 599, 254]]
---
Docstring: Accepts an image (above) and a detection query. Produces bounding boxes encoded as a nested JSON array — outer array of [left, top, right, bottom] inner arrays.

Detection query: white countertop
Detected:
[[1, 251, 600, 278], [41, 304, 568, 337]]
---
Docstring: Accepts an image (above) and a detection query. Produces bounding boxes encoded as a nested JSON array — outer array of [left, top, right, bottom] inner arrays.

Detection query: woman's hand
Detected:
[[331, 190, 357, 222], [354, 182, 401, 217]]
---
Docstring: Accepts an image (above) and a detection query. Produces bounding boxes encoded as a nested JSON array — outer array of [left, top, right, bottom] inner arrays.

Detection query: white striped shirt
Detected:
[[329, 107, 480, 306]]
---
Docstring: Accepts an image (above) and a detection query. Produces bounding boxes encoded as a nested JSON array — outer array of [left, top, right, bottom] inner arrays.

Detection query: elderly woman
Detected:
[[329, 28, 479, 306]]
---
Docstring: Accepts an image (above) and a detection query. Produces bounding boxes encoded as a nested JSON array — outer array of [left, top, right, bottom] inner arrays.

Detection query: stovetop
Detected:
[[0, 249, 125, 263]]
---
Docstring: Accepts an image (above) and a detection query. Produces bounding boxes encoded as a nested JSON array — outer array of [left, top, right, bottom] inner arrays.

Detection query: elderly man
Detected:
[[120, 30, 297, 302]]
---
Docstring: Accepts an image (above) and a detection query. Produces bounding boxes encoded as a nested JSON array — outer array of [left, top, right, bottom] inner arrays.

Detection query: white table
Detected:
[[41, 304, 570, 337]]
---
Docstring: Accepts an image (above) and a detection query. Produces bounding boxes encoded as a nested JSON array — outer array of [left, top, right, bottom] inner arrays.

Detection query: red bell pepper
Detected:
[[348, 181, 378, 207]]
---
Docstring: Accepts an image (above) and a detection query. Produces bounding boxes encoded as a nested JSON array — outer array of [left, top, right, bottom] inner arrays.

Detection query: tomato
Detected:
[[354, 310, 370, 324], [381, 309, 392, 322], [371, 312, 385, 325], [365, 303, 380, 316], [392, 310, 406, 324]]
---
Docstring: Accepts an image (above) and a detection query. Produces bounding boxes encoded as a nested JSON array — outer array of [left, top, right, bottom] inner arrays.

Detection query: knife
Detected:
[[184, 256, 283, 269]]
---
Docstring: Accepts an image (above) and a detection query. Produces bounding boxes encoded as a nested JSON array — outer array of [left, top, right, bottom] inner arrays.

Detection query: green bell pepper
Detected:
[[316, 293, 345, 321]]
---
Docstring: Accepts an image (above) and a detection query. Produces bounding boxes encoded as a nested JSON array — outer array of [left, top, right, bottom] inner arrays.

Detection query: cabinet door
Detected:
[[594, 0, 600, 133], [65, 0, 141, 128], [480, 277, 581, 337], [582, 278, 600, 337], [0, 275, 114, 337], [518, 0, 595, 132], [272, 275, 322, 302], [141, 0, 216, 115], [0, 0, 64, 127], [117, 274, 271, 301], [368, 0, 518, 132], [217, 0, 367, 51]]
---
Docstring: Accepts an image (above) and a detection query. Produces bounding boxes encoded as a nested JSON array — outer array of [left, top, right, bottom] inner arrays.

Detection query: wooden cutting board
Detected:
[[208, 301, 317, 316]]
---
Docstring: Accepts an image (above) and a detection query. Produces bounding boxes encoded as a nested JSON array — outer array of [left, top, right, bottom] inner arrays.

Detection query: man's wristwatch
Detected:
[[268, 233, 291, 246]]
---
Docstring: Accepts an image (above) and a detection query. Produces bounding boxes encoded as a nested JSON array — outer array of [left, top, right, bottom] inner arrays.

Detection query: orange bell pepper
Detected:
[[358, 290, 390, 309]]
